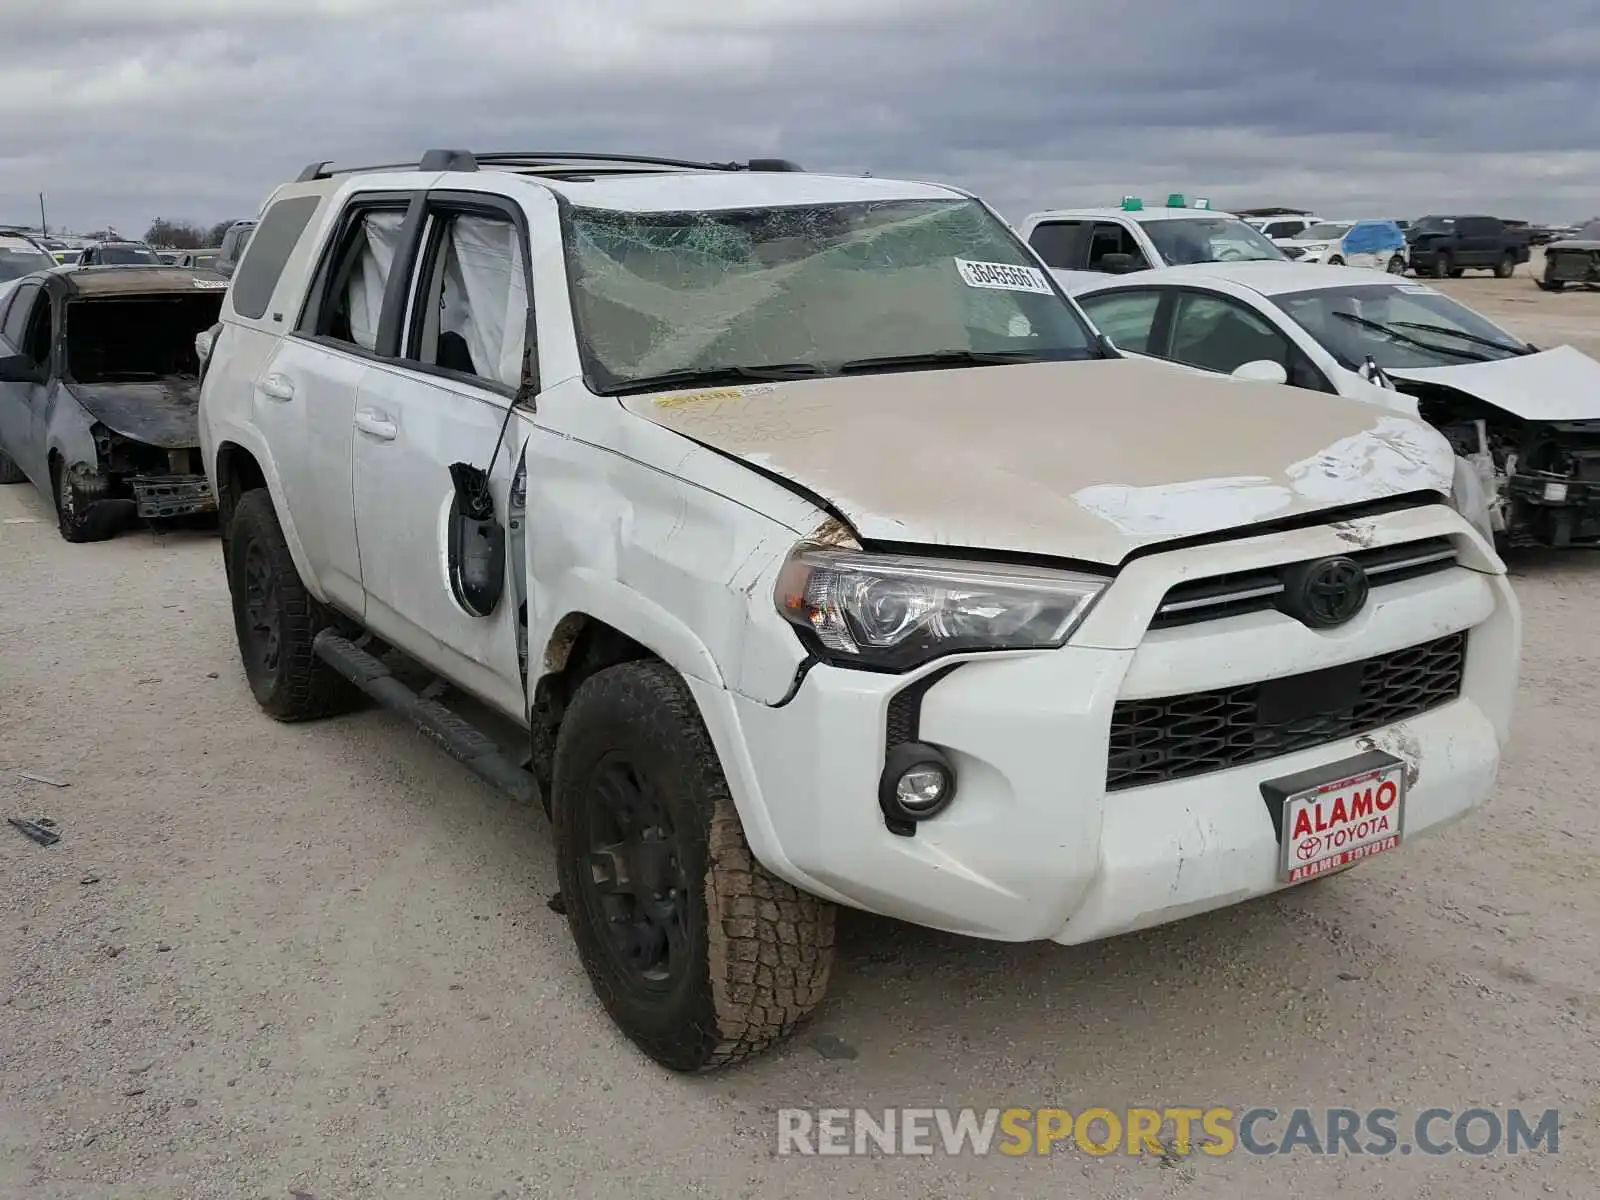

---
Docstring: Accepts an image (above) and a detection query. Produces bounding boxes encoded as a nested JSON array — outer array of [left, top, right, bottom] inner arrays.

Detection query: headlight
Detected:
[[775, 546, 1107, 671], [1303, 243, 1329, 252]]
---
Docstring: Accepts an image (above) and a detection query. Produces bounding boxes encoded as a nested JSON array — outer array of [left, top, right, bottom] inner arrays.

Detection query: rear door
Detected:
[[349, 190, 532, 719], [256, 193, 415, 617], [1459, 217, 1498, 266]]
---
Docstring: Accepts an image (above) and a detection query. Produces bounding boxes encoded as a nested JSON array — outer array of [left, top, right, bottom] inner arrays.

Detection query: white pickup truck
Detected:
[[1019, 198, 1290, 289], [197, 152, 1519, 1072]]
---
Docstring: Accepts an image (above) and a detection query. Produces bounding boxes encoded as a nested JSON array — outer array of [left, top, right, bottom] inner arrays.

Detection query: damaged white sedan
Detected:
[[1073, 261, 1600, 547], [200, 151, 1520, 1071]]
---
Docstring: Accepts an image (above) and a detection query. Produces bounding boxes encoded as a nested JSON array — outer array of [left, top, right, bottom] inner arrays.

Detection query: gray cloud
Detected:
[[4, 0, 1598, 238]]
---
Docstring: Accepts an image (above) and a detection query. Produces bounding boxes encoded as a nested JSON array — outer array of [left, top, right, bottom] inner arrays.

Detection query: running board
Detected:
[[313, 630, 536, 805]]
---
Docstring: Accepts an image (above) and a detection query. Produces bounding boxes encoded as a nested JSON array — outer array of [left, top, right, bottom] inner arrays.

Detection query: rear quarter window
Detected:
[[230, 197, 322, 320]]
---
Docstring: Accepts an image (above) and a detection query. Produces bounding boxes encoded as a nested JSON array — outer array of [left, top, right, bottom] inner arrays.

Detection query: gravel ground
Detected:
[[2, 260, 1597, 1199]]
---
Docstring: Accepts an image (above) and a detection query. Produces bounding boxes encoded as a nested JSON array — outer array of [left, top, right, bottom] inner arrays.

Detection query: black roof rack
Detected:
[[295, 150, 805, 183]]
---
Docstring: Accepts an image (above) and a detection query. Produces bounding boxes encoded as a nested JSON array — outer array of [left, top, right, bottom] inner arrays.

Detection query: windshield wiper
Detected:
[[1386, 320, 1533, 356], [837, 349, 1056, 374], [600, 363, 824, 396], [1328, 310, 1493, 362]]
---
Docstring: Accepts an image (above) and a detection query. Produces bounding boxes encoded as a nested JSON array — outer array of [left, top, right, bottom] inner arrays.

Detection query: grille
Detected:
[[1106, 631, 1467, 790], [1149, 537, 1457, 630]]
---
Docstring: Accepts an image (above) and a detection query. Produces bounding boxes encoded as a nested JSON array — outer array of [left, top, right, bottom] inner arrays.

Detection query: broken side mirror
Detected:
[[0, 353, 42, 384], [446, 462, 506, 618], [1231, 359, 1289, 385], [1098, 252, 1139, 274]]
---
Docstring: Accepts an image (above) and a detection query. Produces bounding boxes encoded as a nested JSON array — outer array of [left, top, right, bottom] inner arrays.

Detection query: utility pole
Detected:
[[38, 193, 47, 237]]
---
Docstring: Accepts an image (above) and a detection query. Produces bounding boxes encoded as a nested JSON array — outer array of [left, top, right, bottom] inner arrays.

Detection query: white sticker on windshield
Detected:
[[192, 278, 228, 289], [954, 258, 1053, 295]]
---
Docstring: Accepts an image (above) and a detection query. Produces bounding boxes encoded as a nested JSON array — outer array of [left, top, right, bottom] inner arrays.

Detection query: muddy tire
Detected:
[[1431, 252, 1451, 279], [50, 457, 116, 543], [553, 659, 835, 1072], [225, 489, 362, 721], [1494, 255, 1516, 279], [1386, 256, 1406, 274]]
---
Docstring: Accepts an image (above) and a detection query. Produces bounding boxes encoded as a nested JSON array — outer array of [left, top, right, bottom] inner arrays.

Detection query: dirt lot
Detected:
[[2, 258, 1598, 1200]]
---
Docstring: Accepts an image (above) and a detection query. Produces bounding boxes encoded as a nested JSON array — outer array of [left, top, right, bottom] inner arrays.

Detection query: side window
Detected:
[[1026, 221, 1088, 269], [1087, 223, 1147, 271], [1263, 221, 1296, 239], [232, 196, 321, 320], [404, 210, 530, 391], [1170, 292, 1294, 376], [23, 292, 52, 370], [1, 283, 39, 349], [1079, 290, 1163, 354], [304, 206, 408, 351], [1461, 217, 1499, 237]]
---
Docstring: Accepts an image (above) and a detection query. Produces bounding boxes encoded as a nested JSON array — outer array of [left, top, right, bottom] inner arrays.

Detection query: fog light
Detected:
[[879, 742, 957, 832], [1544, 481, 1569, 502]]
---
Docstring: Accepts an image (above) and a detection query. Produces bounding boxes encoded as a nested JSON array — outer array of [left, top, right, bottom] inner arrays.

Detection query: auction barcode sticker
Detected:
[[954, 258, 1053, 294]]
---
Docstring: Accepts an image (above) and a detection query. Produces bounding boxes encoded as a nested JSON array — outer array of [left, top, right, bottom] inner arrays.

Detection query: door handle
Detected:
[[354, 408, 397, 441], [259, 373, 295, 402]]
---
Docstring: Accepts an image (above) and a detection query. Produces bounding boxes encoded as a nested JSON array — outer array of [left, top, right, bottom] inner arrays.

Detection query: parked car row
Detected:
[[0, 153, 1534, 1075]]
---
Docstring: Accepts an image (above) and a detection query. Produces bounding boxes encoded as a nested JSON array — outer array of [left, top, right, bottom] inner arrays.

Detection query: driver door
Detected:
[[350, 195, 533, 720]]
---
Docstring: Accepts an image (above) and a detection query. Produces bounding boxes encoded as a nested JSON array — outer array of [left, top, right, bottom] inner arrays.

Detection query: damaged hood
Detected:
[[1386, 344, 1600, 422], [622, 358, 1455, 565], [66, 378, 201, 449]]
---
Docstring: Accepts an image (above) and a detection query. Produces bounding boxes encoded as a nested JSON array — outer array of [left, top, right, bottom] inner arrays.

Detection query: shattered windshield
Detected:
[[1277, 283, 1530, 369], [563, 198, 1098, 392], [1137, 217, 1286, 265]]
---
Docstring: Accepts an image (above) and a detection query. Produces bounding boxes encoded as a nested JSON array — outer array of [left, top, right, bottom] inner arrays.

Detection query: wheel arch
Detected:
[[529, 600, 815, 899], [209, 432, 327, 599]]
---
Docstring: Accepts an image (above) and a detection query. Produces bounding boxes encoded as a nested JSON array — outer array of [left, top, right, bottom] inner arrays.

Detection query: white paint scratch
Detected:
[[1072, 476, 1292, 536]]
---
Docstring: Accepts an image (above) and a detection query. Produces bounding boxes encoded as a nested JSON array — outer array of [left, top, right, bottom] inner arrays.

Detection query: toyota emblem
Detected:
[[1282, 556, 1369, 629]]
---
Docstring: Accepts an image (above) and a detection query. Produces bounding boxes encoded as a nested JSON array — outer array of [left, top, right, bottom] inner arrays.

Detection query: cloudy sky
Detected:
[[4, 0, 1599, 238]]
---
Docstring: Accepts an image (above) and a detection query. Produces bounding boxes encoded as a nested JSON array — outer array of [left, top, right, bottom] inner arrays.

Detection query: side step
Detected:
[[313, 631, 536, 805]]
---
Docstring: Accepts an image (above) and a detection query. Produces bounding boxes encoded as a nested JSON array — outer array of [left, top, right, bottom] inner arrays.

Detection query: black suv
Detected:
[[1407, 216, 1531, 279]]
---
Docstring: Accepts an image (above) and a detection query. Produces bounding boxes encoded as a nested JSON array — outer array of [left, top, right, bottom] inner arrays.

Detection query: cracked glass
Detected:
[[563, 198, 1097, 391]]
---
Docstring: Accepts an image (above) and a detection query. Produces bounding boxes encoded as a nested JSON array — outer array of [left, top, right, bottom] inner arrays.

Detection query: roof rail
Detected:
[[294, 150, 805, 182]]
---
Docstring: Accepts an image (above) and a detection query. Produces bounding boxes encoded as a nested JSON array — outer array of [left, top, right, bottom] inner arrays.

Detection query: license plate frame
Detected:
[[1260, 749, 1406, 885]]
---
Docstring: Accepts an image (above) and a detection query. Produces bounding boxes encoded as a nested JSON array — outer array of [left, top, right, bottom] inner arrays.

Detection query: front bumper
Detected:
[[1506, 471, 1600, 544], [714, 510, 1518, 943], [129, 473, 216, 519]]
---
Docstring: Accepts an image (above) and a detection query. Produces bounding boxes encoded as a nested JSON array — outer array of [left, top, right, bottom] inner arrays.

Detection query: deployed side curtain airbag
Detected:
[[439, 216, 528, 389], [346, 211, 407, 352]]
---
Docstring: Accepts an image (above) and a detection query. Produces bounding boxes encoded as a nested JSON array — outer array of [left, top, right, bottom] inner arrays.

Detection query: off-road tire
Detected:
[[225, 489, 362, 721], [0, 448, 24, 484], [50, 457, 116, 543], [1494, 255, 1516, 279], [553, 659, 835, 1072]]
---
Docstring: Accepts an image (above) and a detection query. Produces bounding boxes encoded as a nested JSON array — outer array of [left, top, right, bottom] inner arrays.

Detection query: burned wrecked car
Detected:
[[1537, 219, 1600, 291], [0, 266, 225, 541]]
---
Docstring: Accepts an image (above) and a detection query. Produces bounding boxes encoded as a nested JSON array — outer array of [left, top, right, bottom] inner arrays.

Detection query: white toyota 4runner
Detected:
[[198, 150, 1521, 1072]]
